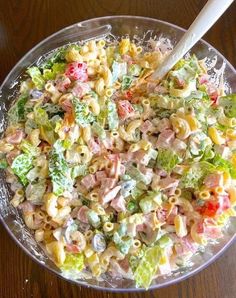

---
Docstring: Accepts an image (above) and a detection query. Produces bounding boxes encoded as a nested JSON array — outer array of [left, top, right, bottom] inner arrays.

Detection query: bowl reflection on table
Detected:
[[0, 16, 236, 291]]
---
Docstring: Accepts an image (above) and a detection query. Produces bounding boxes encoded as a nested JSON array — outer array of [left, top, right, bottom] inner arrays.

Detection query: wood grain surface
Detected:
[[0, 1, 236, 297]]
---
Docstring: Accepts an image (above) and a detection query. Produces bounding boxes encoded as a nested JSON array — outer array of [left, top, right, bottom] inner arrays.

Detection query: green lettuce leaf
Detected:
[[156, 148, 181, 172], [212, 153, 236, 179], [27, 67, 45, 90], [107, 100, 119, 130], [8, 94, 28, 124], [60, 253, 84, 272], [49, 141, 73, 195], [72, 98, 94, 127], [134, 245, 162, 289], [11, 154, 33, 186], [219, 94, 236, 118], [122, 75, 133, 90]]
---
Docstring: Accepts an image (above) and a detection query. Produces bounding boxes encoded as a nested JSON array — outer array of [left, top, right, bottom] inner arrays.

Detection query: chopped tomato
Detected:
[[125, 90, 133, 100], [199, 200, 220, 217]]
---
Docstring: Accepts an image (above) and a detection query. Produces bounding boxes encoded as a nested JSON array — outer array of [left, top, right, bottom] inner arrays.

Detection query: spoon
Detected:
[[150, 0, 235, 81]]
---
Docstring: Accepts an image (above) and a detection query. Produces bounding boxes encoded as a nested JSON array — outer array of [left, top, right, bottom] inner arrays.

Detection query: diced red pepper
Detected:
[[65, 62, 88, 82], [117, 100, 135, 120]]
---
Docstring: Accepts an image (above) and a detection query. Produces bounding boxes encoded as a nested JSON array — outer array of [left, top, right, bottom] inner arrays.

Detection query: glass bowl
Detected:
[[0, 16, 236, 292]]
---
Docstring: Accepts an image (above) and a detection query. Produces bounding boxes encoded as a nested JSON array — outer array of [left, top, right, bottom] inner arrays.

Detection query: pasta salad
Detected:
[[1, 37, 236, 289]]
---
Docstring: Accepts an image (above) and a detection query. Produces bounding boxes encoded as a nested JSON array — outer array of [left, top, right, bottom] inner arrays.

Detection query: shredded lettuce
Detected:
[[92, 122, 106, 140], [71, 164, 88, 179], [0, 159, 8, 169], [107, 100, 119, 130], [40, 48, 66, 70], [49, 141, 73, 196], [11, 154, 33, 186], [8, 94, 28, 124], [34, 107, 56, 145], [139, 191, 162, 214], [219, 94, 236, 118], [42, 63, 66, 80], [156, 148, 181, 172], [112, 61, 127, 82], [27, 67, 45, 90], [87, 210, 101, 228], [128, 64, 142, 76], [20, 140, 40, 157], [180, 161, 215, 188], [25, 179, 46, 205], [60, 253, 84, 272], [134, 245, 162, 289], [212, 154, 236, 179], [72, 98, 94, 127], [113, 231, 133, 254], [126, 165, 152, 185], [121, 75, 133, 90]]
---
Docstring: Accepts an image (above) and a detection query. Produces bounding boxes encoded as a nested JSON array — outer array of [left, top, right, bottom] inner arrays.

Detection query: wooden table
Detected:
[[0, 1, 236, 297]]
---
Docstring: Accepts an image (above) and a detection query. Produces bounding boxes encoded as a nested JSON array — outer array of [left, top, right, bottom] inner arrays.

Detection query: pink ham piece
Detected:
[[18, 201, 35, 214], [156, 118, 171, 132], [6, 130, 24, 144], [110, 195, 126, 212], [6, 149, 20, 165], [66, 244, 80, 253], [118, 257, 130, 272], [60, 98, 72, 113], [101, 186, 121, 204], [87, 138, 101, 154], [95, 171, 107, 182], [202, 218, 223, 239], [203, 173, 223, 188], [156, 208, 168, 223], [102, 137, 113, 150], [166, 206, 178, 224], [140, 120, 154, 133], [156, 129, 175, 148], [100, 178, 117, 193], [77, 206, 89, 223], [154, 85, 168, 94], [133, 150, 148, 165], [146, 82, 157, 93], [159, 176, 179, 190], [55, 75, 71, 92], [80, 174, 97, 190], [71, 81, 90, 98]]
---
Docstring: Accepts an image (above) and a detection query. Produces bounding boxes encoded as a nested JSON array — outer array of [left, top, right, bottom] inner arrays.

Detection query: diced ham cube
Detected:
[[117, 100, 135, 120], [173, 139, 187, 151], [71, 82, 90, 98], [80, 174, 97, 190], [102, 137, 113, 150], [140, 120, 154, 133], [156, 129, 175, 148], [110, 195, 126, 212], [18, 201, 35, 214], [100, 178, 117, 194], [101, 186, 121, 204], [133, 150, 148, 165], [87, 138, 101, 154], [77, 206, 89, 223], [203, 173, 223, 188], [154, 85, 168, 94], [55, 75, 71, 92], [6, 149, 20, 165], [146, 82, 157, 93], [6, 130, 24, 144], [156, 118, 171, 132], [95, 171, 107, 182], [159, 177, 179, 189], [60, 97, 73, 113]]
